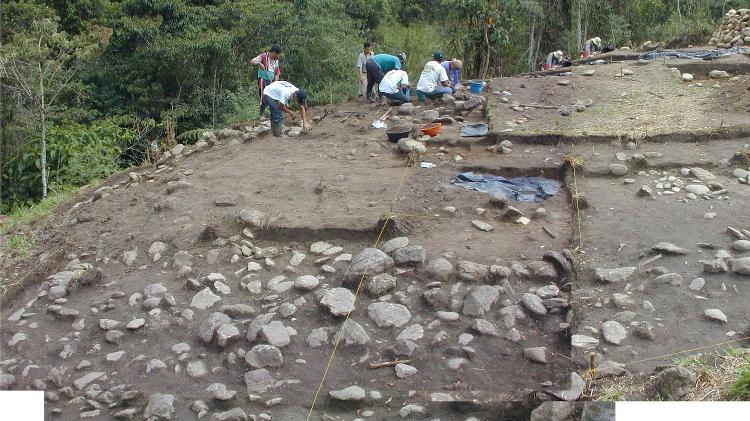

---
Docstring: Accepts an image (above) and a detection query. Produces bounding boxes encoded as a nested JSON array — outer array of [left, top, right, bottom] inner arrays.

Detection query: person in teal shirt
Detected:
[[364, 53, 405, 102], [250, 45, 282, 118]]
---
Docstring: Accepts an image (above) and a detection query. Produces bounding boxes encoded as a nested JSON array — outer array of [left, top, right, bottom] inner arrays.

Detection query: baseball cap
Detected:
[[295, 89, 307, 106], [432, 51, 444, 61]]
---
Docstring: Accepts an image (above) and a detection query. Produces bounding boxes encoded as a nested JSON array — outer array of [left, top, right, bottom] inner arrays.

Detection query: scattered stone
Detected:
[[260, 321, 291, 347], [524, 347, 549, 364], [212, 408, 248, 421], [381, 237, 409, 254], [330, 385, 366, 401], [199, 312, 231, 343], [688, 278, 705, 291], [395, 363, 419, 379], [462, 285, 500, 317], [346, 248, 394, 279], [652, 242, 689, 255], [73, 372, 105, 390], [294, 275, 320, 290], [187, 360, 208, 379], [368, 302, 411, 328], [681, 73, 694, 82], [307, 327, 329, 348], [729, 257, 750, 275], [320, 288, 356, 316], [191, 287, 221, 310], [595, 267, 635, 283], [471, 319, 500, 336], [245, 344, 284, 368], [633, 321, 656, 341], [456, 261, 489, 282], [244, 369, 275, 394], [530, 402, 578, 421], [709, 70, 730, 79], [655, 366, 696, 399], [655, 273, 683, 286], [367, 273, 397, 296], [703, 258, 728, 274], [471, 220, 494, 232], [601, 321, 627, 345], [333, 320, 371, 346], [733, 240, 750, 252], [126, 318, 145, 330], [423, 258, 453, 281], [392, 245, 427, 266], [608, 163, 628, 176], [704, 309, 728, 323], [521, 293, 547, 315]]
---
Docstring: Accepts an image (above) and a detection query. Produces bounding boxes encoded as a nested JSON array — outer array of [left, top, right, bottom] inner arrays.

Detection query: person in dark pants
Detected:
[[262, 81, 308, 137], [250, 45, 282, 118], [365, 53, 405, 102], [379, 69, 410, 105]]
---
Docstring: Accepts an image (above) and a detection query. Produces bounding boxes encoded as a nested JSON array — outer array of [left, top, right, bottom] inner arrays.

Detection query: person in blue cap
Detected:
[[364, 52, 406, 102], [262, 81, 308, 137], [433, 52, 462, 88]]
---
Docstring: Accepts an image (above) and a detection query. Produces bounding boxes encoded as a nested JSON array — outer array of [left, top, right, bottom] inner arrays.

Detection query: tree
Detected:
[[0, 18, 110, 199]]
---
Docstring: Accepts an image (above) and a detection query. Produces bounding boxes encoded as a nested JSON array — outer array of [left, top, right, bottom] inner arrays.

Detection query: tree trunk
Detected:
[[528, 13, 536, 71], [677, 0, 682, 22], [576, 0, 582, 51], [39, 65, 48, 199]]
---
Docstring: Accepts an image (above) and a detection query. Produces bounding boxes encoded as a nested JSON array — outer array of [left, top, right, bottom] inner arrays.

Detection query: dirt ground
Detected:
[[1, 50, 750, 420]]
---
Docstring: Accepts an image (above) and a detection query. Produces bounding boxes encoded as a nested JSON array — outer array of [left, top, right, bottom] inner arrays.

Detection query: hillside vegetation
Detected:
[[1, 0, 749, 213]]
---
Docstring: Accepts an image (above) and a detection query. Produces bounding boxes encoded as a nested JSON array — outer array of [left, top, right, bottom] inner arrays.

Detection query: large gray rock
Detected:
[[368, 302, 411, 328], [733, 240, 750, 252], [521, 293, 547, 315], [211, 408, 248, 421], [329, 385, 366, 401], [708, 70, 730, 79], [652, 242, 690, 255], [595, 267, 635, 283], [73, 372, 106, 390], [346, 248, 394, 280], [704, 308, 728, 323], [144, 393, 175, 419], [655, 366, 696, 399], [530, 402, 578, 421], [462, 285, 500, 317], [381, 237, 409, 254], [729, 257, 750, 275], [333, 320, 370, 346], [244, 369, 274, 394], [245, 344, 283, 368], [199, 312, 231, 343], [246, 313, 275, 342], [320, 288, 356, 316], [456, 261, 489, 282], [524, 347, 549, 364], [392, 246, 426, 266], [398, 138, 427, 154], [601, 321, 627, 345], [191, 287, 221, 310], [306, 327, 329, 348], [423, 258, 453, 281], [471, 319, 500, 336], [366, 273, 397, 296], [238, 208, 268, 228], [260, 321, 290, 347]]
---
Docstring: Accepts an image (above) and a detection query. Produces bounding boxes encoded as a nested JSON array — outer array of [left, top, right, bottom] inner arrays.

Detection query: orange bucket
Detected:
[[420, 123, 443, 137]]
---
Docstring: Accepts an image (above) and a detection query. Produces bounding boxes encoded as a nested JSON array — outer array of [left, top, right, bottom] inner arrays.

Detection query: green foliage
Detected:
[[0, 186, 76, 234], [727, 360, 750, 400], [2, 120, 134, 210], [3, 234, 34, 258], [379, 24, 443, 73]]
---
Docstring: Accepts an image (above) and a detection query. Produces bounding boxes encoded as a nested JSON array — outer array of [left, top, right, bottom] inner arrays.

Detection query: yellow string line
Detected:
[[621, 336, 750, 367], [570, 159, 584, 252], [306, 155, 415, 420]]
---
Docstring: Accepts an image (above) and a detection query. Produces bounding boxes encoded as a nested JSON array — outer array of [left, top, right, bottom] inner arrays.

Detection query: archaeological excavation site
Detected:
[[2, 28, 750, 421]]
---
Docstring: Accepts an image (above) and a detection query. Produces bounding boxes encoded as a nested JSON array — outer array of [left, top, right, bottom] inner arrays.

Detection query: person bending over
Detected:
[[262, 81, 308, 137]]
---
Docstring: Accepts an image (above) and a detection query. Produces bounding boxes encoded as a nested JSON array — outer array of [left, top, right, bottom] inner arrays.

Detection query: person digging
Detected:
[[261, 80, 309, 137]]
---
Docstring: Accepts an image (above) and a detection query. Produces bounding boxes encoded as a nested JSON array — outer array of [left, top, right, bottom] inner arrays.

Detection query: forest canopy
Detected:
[[2, 0, 749, 212]]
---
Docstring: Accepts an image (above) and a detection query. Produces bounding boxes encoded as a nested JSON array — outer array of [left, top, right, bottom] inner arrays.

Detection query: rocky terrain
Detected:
[[1, 49, 750, 420]]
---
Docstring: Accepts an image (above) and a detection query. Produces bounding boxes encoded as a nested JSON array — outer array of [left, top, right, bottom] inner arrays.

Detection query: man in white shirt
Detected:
[[262, 81, 309, 137], [356, 42, 374, 98], [378, 69, 410, 105], [416, 58, 454, 102]]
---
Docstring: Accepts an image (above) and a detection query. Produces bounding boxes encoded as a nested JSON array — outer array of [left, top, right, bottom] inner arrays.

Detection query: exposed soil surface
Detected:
[[1, 50, 750, 420]]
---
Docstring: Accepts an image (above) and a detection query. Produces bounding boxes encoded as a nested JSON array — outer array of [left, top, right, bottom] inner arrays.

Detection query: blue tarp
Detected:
[[451, 172, 561, 202], [638, 46, 750, 61], [460, 123, 489, 137]]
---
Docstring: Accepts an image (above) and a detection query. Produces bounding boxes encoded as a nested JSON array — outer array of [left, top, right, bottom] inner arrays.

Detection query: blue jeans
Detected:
[[258, 78, 274, 116], [383, 88, 410, 104], [418, 85, 454, 101], [263, 95, 282, 123]]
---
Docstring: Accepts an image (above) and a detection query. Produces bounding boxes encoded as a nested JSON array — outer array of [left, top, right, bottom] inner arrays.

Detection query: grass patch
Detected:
[[3, 234, 35, 257], [726, 358, 750, 400], [0, 186, 77, 236]]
